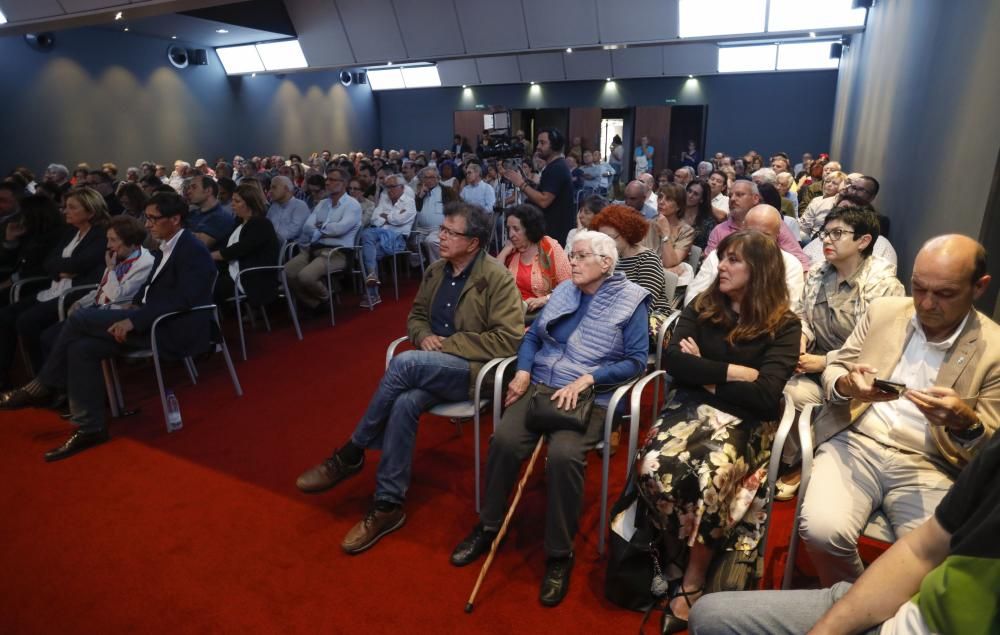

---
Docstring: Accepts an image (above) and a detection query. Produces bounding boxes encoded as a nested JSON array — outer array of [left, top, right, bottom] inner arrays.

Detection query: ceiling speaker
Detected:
[[25, 33, 56, 52], [830, 42, 844, 59], [340, 70, 353, 86], [356, 72, 366, 85], [168, 45, 190, 69], [190, 49, 208, 66]]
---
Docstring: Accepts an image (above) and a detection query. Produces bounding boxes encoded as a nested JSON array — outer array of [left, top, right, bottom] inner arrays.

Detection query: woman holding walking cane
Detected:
[[452, 230, 650, 607]]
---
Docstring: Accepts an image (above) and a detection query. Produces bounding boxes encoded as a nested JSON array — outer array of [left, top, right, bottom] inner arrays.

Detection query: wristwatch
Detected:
[[951, 418, 985, 441]]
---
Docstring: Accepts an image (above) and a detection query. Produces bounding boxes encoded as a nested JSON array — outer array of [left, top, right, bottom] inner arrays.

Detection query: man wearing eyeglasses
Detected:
[[359, 174, 417, 307], [295, 201, 523, 554], [414, 167, 458, 265], [0, 191, 216, 461], [798, 234, 999, 587]]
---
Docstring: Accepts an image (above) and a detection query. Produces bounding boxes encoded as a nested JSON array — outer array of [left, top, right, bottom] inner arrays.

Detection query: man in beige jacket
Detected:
[[800, 234, 998, 585]]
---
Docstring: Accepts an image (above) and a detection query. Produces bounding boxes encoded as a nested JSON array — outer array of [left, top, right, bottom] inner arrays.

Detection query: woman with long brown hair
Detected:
[[634, 230, 800, 632]]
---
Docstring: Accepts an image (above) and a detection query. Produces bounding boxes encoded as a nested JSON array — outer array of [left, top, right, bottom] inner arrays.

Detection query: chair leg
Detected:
[[260, 305, 272, 332], [102, 360, 121, 418], [234, 294, 248, 361], [325, 268, 337, 326], [150, 348, 171, 429], [110, 358, 124, 411], [214, 309, 243, 397], [598, 408, 614, 556], [184, 357, 198, 385], [282, 274, 303, 341], [392, 254, 400, 301]]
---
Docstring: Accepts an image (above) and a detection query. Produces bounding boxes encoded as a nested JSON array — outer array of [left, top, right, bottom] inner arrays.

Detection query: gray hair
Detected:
[[570, 229, 618, 273], [464, 162, 482, 175], [271, 175, 294, 191], [675, 166, 694, 178], [731, 179, 760, 197], [751, 167, 777, 185], [418, 166, 440, 179], [776, 171, 794, 186], [46, 163, 69, 178], [384, 173, 405, 187], [697, 161, 713, 175]]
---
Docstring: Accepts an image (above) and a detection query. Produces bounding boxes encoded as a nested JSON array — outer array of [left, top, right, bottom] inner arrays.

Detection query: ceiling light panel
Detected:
[[400, 65, 441, 88], [679, 0, 766, 38], [767, 0, 867, 32], [718, 44, 777, 73], [256, 40, 308, 71], [216, 45, 264, 75], [367, 68, 406, 90], [776, 41, 841, 70]]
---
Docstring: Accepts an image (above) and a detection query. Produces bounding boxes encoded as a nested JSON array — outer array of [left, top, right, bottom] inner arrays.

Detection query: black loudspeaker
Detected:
[[191, 49, 208, 65], [24, 32, 56, 52], [830, 42, 844, 59], [852, 0, 874, 9], [356, 72, 366, 85], [340, 70, 353, 86]]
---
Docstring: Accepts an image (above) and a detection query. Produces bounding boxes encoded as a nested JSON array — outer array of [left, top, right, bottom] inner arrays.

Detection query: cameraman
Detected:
[[501, 128, 575, 246]]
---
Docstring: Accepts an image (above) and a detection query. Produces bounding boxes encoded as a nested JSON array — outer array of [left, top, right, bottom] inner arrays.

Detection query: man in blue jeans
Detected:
[[295, 202, 523, 554], [359, 173, 416, 307], [689, 431, 1000, 634]]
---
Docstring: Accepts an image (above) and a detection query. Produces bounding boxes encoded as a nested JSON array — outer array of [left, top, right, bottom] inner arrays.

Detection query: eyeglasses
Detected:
[[144, 214, 166, 223], [818, 228, 856, 241], [438, 225, 471, 239], [568, 251, 604, 261], [846, 183, 875, 196], [325, 177, 344, 183]]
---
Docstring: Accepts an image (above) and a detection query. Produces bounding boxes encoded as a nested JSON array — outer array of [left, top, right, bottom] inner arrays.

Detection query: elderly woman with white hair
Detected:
[[450, 229, 650, 607]]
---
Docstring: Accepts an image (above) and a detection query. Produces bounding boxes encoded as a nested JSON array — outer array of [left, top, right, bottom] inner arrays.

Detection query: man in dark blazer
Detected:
[[0, 191, 216, 461]]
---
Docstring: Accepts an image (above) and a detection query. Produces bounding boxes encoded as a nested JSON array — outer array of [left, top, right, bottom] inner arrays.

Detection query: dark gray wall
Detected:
[[830, 0, 1000, 282], [376, 71, 838, 162], [0, 27, 379, 176]]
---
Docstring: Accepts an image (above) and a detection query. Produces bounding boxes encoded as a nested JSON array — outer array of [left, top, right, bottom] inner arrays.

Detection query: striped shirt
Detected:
[[616, 249, 671, 314]]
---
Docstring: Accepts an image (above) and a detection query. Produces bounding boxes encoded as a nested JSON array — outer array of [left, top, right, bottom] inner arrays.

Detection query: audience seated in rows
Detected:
[[0, 191, 216, 461], [682, 178, 721, 250], [212, 182, 281, 308], [294, 202, 523, 554], [591, 204, 672, 317], [451, 230, 650, 607], [564, 194, 605, 247], [266, 175, 310, 245]]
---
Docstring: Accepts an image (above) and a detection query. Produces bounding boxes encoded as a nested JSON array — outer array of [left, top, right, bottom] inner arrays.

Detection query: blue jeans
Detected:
[[360, 227, 406, 280], [688, 582, 881, 635], [350, 350, 471, 505]]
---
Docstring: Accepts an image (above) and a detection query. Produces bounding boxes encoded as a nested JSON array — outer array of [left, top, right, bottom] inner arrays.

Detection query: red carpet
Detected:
[[0, 277, 805, 634]]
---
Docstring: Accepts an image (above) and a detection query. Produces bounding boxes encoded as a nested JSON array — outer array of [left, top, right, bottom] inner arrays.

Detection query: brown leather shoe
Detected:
[[341, 505, 406, 554], [296, 453, 364, 494]]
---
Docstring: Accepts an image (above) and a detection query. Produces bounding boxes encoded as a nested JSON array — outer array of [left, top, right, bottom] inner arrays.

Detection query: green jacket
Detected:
[[407, 251, 524, 398]]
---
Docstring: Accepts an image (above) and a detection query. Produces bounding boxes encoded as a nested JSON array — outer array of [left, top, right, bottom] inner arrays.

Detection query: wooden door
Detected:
[[633, 106, 671, 177]]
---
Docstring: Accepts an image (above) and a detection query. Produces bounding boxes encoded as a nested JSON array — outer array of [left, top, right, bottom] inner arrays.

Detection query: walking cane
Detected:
[[465, 435, 546, 613]]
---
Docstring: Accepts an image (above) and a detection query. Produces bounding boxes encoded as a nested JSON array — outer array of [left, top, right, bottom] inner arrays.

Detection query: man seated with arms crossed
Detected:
[[690, 428, 1000, 634], [295, 202, 524, 554], [0, 191, 216, 461], [797, 234, 998, 587]]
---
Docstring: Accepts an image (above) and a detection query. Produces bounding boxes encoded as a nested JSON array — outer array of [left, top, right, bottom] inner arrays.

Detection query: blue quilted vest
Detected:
[[530, 273, 650, 406]]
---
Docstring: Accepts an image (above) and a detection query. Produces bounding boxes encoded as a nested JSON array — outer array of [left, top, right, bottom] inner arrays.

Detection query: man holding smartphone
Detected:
[[799, 234, 999, 586]]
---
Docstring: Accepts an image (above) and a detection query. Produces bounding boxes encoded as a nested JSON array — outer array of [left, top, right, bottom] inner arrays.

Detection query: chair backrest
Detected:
[[687, 245, 703, 274], [662, 269, 679, 308]]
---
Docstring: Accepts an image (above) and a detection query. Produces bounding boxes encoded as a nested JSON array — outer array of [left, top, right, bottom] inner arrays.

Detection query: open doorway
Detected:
[[599, 118, 624, 163]]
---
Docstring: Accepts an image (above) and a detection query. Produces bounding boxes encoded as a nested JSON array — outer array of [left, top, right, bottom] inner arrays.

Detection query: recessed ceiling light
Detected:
[[565, 47, 572, 53], [688, 74, 694, 78], [123, 27, 129, 32], [530, 81, 536, 85], [461, 84, 467, 88], [809, 31, 817, 38], [171, 35, 177, 39], [386, 61, 392, 65], [216, 29, 229, 34], [605, 77, 612, 82], [114, 11, 123, 20], [251, 72, 257, 77]]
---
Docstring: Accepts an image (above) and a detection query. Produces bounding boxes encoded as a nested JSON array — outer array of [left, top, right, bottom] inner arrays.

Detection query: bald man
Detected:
[[799, 234, 999, 586], [685, 205, 804, 305], [706, 180, 810, 270], [620, 180, 657, 219]]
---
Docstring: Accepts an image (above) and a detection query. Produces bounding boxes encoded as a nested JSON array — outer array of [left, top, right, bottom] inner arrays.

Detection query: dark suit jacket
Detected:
[[131, 229, 216, 359], [44, 224, 108, 285], [217, 215, 281, 306]]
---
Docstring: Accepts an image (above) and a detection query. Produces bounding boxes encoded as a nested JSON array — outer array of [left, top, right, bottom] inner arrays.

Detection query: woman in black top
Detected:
[[0, 188, 109, 385], [211, 182, 280, 307], [636, 230, 800, 631], [0, 195, 63, 300]]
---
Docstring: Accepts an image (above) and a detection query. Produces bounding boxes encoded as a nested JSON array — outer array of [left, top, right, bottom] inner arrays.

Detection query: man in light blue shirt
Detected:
[[414, 167, 458, 265], [460, 163, 495, 212], [634, 136, 654, 175], [283, 167, 362, 310], [267, 176, 311, 245], [361, 174, 417, 307]]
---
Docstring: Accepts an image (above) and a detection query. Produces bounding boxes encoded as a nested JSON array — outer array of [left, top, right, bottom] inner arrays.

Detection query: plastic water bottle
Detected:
[[165, 390, 183, 433]]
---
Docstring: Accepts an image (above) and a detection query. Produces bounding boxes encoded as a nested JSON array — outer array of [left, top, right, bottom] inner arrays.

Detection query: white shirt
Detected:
[[853, 312, 970, 457], [371, 194, 417, 235], [226, 224, 244, 293], [685, 248, 804, 307], [36, 230, 86, 302], [143, 229, 185, 303], [711, 193, 729, 214]]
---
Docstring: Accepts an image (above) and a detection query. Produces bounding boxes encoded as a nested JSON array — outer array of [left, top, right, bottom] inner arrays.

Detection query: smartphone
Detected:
[[874, 378, 907, 396]]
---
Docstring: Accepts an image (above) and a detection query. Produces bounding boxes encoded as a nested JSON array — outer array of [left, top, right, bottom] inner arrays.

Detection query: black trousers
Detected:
[[0, 297, 60, 383], [479, 390, 606, 558]]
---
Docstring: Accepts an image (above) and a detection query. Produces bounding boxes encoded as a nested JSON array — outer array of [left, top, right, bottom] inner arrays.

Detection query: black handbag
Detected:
[[525, 383, 596, 434], [604, 471, 661, 612]]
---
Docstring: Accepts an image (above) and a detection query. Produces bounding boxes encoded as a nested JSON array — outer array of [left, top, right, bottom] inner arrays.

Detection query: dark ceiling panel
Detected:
[[393, 0, 465, 58], [0, 0, 66, 22], [284, 0, 357, 67], [454, 0, 528, 54], [336, 0, 407, 64], [523, 0, 599, 48], [181, 0, 296, 37]]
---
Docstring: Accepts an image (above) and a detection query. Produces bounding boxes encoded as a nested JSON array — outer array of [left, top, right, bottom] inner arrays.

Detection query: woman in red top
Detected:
[[496, 204, 571, 319]]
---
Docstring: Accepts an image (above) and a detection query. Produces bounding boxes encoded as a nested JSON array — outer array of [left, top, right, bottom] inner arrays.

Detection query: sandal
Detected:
[[661, 585, 704, 634]]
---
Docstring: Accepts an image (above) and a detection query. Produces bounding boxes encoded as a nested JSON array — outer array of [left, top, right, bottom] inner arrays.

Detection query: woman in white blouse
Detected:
[[70, 215, 155, 313]]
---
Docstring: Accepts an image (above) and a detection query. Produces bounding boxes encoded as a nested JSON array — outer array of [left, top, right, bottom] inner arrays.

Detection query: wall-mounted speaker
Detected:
[[356, 72, 366, 85], [852, 0, 874, 9], [191, 49, 208, 65], [830, 42, 844, 59], [340, 70, 353, 86], [24, 33, 56, 52], [167, 45, 189, 69]]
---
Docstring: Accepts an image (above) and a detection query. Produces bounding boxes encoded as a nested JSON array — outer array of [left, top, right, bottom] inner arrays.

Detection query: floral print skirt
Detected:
[[636, 391, 775, 554]]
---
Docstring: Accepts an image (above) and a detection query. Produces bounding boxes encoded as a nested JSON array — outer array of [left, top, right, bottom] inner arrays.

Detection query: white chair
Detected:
[[229, 265, 303, 361], [105, 304, 243, 427], [648, 310, 681, 422], [385, 336, 507, 513], [765, 399, 896, 589], [686, 244, 703, 274]]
